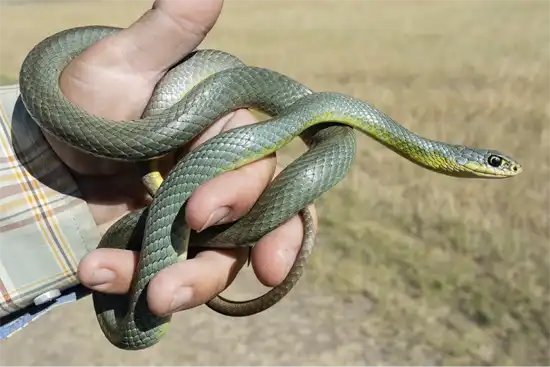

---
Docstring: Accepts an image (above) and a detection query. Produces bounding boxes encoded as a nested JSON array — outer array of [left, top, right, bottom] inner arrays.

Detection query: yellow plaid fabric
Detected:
[[0, 84, 100, 319]]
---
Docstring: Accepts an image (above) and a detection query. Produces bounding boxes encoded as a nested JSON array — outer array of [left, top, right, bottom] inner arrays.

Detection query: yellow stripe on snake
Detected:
[[18, 26, 522, 350]]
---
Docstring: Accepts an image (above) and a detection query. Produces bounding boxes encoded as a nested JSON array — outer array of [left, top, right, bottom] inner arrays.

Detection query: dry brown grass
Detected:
[[1, 0, 548, 365]]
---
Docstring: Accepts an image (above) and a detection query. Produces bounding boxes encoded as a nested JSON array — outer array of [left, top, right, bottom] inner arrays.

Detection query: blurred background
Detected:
[[0, 0, 548, 365]]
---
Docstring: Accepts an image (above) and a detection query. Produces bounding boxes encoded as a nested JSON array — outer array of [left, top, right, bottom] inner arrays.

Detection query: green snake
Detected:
[[18, 26, 522, 350]]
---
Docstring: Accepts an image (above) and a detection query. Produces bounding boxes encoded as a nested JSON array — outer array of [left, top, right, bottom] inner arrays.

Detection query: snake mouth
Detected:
[[477, 172, 518, 178], [461, 167, 521, 179]]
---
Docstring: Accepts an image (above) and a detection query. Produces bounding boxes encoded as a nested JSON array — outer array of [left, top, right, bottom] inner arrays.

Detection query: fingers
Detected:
[[78, 202, 319, 313], [78, 171, 319, 316], [185, 109, 277, 231], [77, 247, 247, 316]]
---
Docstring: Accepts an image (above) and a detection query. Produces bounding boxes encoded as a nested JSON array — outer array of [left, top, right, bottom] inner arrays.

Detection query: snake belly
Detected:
[[18, 25, 521, 350]]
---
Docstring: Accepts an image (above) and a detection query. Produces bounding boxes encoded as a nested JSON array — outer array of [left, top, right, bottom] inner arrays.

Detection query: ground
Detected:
[[0, 0, 548, 365]]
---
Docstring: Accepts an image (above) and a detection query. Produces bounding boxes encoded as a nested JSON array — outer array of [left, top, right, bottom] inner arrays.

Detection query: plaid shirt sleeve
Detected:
[[0, 84, 101, 338]]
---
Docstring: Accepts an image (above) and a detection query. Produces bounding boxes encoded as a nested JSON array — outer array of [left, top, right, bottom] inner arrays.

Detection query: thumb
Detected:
[[61, 0, 224, 119], [50, 0, 224, 175], [111, 0, 224, 76]]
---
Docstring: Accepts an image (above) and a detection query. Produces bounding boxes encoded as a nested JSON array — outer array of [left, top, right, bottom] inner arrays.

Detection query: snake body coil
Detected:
[[18, 26, 522, 350]]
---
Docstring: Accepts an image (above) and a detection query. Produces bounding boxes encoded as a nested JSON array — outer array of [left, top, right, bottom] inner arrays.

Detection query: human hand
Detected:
[[44, 0, 317, 316]]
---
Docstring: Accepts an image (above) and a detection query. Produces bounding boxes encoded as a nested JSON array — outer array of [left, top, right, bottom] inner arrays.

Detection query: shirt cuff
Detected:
[[0, 285, 91, 340]]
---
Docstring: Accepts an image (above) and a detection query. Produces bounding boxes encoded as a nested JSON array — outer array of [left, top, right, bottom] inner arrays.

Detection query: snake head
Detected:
[[453, 147, 522, 178]]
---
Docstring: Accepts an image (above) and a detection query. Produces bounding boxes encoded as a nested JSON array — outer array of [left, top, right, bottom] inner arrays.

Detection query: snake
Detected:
[[17, 26, 522, 350]]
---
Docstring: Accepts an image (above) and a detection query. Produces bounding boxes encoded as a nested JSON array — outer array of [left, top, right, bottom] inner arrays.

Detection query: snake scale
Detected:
[[18, 26, 522, 350]]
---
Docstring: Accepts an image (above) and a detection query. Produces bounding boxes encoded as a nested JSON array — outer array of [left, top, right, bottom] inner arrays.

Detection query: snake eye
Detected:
[[488, 155, 503, 168]]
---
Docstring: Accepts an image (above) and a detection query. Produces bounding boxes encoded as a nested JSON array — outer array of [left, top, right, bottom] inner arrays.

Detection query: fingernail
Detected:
[[168, 287, 194, 313], [89, 268, 116, 286], [199, 206, 231, 232]]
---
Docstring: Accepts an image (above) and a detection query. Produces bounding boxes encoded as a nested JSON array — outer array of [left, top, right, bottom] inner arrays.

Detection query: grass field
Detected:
[[1, 0, 548, 365]]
